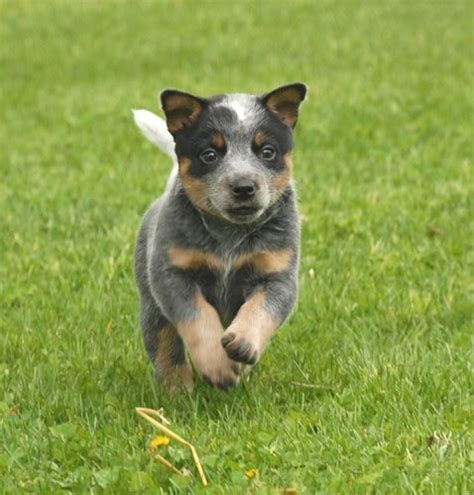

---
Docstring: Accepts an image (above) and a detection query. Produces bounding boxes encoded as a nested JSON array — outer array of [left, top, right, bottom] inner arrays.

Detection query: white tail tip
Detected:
[[132, 109, 176, 160]]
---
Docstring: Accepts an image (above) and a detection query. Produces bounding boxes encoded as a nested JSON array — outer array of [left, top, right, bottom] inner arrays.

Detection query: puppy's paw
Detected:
[[221, 332, 259, 365], [200, 358, 241, 391], [190, 343, 240, 391]]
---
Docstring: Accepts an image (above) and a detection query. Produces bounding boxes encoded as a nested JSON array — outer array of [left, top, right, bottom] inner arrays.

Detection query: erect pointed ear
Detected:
[[160, 89, 208, 134], [261, 83, 307, 128]]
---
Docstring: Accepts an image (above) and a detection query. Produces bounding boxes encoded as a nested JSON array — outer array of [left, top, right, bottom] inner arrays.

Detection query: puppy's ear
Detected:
[[261, 83, 307, 128], [160, 90, 208, 134]]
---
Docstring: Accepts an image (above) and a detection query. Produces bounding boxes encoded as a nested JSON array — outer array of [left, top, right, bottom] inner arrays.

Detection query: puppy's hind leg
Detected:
[[140, 295, 194, 393]]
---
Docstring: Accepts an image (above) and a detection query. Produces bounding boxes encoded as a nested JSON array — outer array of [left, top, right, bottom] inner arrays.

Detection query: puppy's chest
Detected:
[[168, 244, 293, 323], [195, 254, 252, 323]]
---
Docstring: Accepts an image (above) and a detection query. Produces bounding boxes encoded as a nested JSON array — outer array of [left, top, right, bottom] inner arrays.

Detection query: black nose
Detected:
[[231, 178, 257, 200]]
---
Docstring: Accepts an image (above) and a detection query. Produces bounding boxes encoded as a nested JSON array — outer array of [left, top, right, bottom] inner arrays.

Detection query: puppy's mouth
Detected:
[[224, 205, 263, 223], [207, 198, 266, 224], [230, 206, 259, 216]]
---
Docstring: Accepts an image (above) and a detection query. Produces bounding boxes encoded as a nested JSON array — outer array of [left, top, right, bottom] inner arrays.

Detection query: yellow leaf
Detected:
[[245, 468, 258, 480], [149, 435, 170, 451]]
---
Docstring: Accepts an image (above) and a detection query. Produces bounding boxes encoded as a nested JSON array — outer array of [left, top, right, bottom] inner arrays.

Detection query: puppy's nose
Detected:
[[231, 178, 257, 200]]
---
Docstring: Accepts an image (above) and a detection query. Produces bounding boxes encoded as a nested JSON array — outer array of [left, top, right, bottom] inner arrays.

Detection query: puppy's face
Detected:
[[161, 84, 306, 224]]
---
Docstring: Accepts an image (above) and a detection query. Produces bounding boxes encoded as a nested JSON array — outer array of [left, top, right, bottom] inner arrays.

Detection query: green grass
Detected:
[[1, 0, 473, 493]]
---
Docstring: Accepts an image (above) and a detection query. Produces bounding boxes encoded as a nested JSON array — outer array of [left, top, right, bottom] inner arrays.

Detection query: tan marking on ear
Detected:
[[265, 87, 304, 127], [233, 248, 293, 273], [164, 94, 203, 133], [212, 132, 225, 150], [177, 293, 240, 386], [267, 87, 302, 107], [168, 246, 225, 271], [254, 131, 266, 146]]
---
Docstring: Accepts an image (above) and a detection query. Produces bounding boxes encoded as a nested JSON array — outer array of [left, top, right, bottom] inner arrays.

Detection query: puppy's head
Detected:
[[161, 84, 307, 224]]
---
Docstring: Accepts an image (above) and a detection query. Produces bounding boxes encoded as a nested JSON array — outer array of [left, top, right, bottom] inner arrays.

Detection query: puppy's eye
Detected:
[[200, 148, 218, 164], [260, 145, 276, 161]]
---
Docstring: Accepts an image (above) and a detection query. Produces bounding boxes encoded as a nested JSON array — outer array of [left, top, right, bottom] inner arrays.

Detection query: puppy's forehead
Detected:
[[208, 93, 265, 133], [219, 94, 261, 121]]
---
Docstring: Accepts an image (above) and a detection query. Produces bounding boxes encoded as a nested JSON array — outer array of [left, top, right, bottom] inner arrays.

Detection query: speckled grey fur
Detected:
[[134, 84, 306, 389]]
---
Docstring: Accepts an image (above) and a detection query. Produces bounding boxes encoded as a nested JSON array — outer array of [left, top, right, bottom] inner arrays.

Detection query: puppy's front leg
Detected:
[[177, 292, 240, 390], [221, 276, 297, 365], [149, 263, 240, 390]]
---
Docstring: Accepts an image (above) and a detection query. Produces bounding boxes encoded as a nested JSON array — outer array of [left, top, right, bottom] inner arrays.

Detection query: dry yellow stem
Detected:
[[153, 452, 183, 476], [136, 408, 189, 445], [136, 407, 208, 486], [189, 445, 207, 486]]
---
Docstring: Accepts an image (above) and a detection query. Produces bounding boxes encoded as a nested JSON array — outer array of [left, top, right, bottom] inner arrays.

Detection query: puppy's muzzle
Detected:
[[230, 178, 258, 201]]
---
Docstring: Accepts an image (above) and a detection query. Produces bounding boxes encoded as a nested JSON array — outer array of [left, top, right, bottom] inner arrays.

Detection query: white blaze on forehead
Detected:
[[218, 94, 262, 124]]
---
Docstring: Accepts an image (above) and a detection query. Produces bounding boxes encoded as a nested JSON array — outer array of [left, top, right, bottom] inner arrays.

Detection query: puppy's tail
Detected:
[[132, 109, 177, 163]]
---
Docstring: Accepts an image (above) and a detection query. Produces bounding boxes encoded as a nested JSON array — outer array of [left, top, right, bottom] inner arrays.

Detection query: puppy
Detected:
[[133, 84, 306, 391]]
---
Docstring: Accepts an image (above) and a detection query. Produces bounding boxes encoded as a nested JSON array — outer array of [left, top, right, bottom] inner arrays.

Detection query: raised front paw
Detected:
[[201, 358, 240, 391], [191, 344, 241, 391], [221, 332, 259, 365]]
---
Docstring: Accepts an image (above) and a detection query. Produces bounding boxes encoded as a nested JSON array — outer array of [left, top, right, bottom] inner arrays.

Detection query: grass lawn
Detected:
[[1, 0, 472, 493]]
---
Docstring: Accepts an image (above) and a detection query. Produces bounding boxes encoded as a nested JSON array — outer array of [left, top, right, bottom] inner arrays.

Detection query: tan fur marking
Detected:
[[164, 94, 200, 113], [283, 152, 293, 171], [269, 152, 293, 201], [178, 158, 215, 214], [178, 293, 224, 364], [178, 293, 239, 386], [180, 174, 212, 213], [176, 363, 194, 392], [212, 132, 225, 150], [179, 157, 191, 175], [164, 95, 203, 133], [237, 292, 277, 333], [224, 291, 278, 355], [254, 131, 266, 146], [265, 88, 302, 127], [272, 169, 290, 197], [233, 248, 293, 273], [180, 176, 207, 203], [154, 325, 181, 382], [155, 327, 194, 393], [266, 87, 302, 107], [168, 246, 225, 271]]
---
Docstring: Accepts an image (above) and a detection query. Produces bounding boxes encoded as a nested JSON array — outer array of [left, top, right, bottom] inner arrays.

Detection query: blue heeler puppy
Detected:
[[133, 83, 307, 391]]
